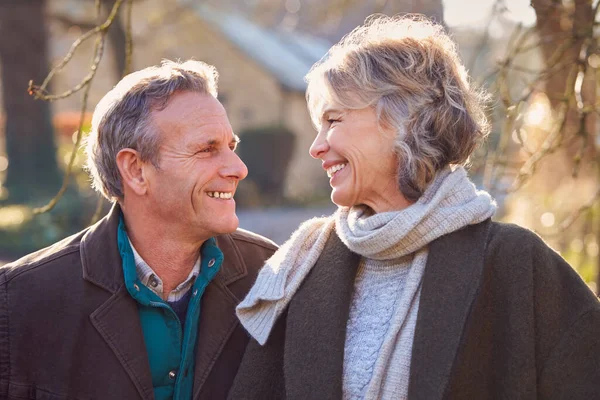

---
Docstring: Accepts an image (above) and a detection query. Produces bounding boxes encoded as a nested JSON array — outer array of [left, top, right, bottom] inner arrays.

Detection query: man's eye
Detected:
[[327, 119, 340, 124]]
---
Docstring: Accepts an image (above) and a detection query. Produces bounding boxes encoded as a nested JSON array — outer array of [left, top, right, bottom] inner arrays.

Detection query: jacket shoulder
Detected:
[[488, 220, 545, 245], [228, 228, 278, 252], [217, 229, 277, 277], [485, 219, 598, 311], [216, 230, 277, 299], [0, 228, 88, 285], [486, 221, 558, 260]]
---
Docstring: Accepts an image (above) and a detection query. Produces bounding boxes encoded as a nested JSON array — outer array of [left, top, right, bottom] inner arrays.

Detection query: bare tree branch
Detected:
[[30, 0, 130, 214], [28, 0, 124, 101]]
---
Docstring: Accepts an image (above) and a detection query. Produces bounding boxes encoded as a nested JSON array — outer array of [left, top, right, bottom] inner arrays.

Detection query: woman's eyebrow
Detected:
[[321, 108, 343, 119]]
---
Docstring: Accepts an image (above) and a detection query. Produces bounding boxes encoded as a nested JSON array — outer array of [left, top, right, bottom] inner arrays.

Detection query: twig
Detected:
[[123, 0, 133, 76], [547, 186, 600, 235], [509, 64, 576, 191], [33, 34, 106, 214], [27, 0, 124, 101], [506, 2, 598, 191], [31, 0, 132, 214], [572, 37, 592, 178]]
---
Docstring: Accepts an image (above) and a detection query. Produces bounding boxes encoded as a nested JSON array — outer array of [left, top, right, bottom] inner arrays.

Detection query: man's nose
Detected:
[[223, 150, 248, 181], [309, 129, 329, 159]]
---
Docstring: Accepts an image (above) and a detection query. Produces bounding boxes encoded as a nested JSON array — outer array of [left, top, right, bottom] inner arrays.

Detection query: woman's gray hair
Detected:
[[85, 59, 218, 201], [306, 15, 490, 201]]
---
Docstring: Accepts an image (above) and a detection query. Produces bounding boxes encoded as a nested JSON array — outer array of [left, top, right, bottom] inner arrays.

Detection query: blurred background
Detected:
[[0, 0, 598, 292]]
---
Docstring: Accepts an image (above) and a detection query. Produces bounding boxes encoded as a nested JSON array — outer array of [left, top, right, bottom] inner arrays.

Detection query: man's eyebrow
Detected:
[[192, 135, 239, 148]]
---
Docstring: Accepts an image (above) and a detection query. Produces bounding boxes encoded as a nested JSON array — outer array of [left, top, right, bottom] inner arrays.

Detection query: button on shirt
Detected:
[[128, 238, 201, 301]]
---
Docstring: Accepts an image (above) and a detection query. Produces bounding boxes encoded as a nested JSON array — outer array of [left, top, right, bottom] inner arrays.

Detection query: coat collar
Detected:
[[80, 203, 249, 292], [80, 202, 250, 400], [407, 219, 491, 400], [284, 232, 360, 399], [80, 202, 124, 294], [281, 219, 491, 400]]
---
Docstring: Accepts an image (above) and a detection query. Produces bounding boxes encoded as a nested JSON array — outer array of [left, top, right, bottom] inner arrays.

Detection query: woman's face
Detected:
[[309, 101, 412, 212]]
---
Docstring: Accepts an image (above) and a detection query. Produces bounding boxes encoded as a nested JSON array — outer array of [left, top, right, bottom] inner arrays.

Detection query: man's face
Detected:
[[144, 91, 248, 242]]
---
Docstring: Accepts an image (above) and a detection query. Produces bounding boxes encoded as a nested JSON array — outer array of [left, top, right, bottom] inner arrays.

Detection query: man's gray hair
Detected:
[[85, 59, 218, 200]]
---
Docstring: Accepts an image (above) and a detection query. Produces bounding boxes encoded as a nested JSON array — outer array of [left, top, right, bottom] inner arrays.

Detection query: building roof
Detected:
[[187, 3, 331, 92]]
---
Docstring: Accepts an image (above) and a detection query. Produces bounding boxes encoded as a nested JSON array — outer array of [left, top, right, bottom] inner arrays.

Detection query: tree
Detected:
[[484, 0, 599, 290], [530, 0, 599, 287], [0, 0, 62, 203]]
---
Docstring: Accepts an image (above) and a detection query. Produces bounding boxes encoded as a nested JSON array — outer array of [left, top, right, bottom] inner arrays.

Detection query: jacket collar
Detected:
[[80, 202, 250, 400], [281, 219, 491, 400], [284, 232, 360, 399], [80, 202, 249, 292], [80, 202, 124, 293], [407, 219, 491, 400]]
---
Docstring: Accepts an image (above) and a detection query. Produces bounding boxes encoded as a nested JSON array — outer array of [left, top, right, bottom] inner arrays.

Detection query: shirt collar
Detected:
[[127, 237, 201, 302]]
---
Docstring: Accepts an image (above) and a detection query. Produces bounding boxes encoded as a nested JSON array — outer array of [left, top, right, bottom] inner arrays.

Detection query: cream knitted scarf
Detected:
[[237, 167, 497, 346]]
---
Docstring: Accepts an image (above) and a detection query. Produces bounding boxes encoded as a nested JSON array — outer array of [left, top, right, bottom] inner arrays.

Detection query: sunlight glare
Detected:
[[570, 238, 584, 253], [525, 93, 552, 128], [0, 205, 30, 229], [540, 212, 555, 227], [444, 0, 536, 28]]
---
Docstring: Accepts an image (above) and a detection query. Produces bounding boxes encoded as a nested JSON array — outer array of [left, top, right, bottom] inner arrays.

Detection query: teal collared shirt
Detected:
[[117, 216, 223, 400]]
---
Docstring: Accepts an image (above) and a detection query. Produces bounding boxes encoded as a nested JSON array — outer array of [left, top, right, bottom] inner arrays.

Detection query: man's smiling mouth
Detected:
[[207, 191, 233, 199]]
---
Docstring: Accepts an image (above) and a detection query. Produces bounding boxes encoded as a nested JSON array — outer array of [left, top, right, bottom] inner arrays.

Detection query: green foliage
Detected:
[[237, 125, 296, 207]]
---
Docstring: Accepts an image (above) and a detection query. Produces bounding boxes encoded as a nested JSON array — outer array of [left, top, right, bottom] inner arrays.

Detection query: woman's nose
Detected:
[[309, 129, 329, 159]]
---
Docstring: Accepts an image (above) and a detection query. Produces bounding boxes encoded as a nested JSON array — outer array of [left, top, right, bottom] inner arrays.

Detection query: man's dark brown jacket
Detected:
[[229, 219, 600, 400], [0, 204, 277, 400]]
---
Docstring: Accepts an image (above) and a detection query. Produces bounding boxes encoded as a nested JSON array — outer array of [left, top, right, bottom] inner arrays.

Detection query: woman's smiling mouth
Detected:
[[326, 163, 347, 178]]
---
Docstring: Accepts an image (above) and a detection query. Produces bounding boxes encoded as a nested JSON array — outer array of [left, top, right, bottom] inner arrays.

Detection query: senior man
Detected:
[[0, 60, 277, 400]]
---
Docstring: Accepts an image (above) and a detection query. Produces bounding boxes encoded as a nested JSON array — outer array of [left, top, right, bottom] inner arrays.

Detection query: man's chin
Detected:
[[212, 215, 240, 236]]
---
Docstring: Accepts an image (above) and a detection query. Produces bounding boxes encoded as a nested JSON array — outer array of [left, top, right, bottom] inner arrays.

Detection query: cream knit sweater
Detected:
[[237, 167, 497, 399]]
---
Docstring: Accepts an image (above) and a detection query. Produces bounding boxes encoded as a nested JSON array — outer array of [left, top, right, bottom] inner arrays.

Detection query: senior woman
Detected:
[[229, 15, 600, 400]]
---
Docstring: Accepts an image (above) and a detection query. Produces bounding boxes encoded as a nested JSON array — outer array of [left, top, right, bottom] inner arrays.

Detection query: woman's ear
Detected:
[[116, 148, 147, 196]]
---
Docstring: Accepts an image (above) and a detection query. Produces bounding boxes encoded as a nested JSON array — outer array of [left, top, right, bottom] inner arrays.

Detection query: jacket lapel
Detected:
[[192, 233, 247, 398], [89, 287, 155, 399], [284, 232, 360, 399], [81, 203, 154, 400], [408, 220, 492, 400]]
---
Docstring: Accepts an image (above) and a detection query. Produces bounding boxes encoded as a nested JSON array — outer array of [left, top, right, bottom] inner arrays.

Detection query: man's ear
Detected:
[[116, 148, 148, 196]]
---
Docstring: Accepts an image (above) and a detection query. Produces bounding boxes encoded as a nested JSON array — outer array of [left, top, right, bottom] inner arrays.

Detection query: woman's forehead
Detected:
[[312, 94, 344, 117]]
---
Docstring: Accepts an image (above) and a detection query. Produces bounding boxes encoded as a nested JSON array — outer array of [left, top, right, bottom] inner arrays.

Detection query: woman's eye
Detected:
[[327, 119, 340, 124]]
